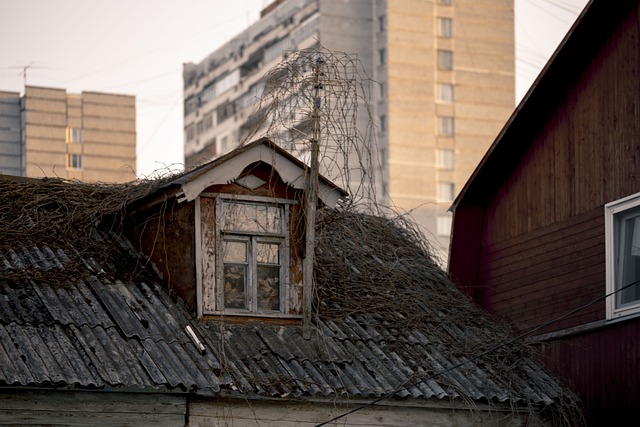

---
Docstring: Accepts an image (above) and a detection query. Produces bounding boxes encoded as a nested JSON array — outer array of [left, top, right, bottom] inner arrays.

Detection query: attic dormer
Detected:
[[127, 138, 346, 320]]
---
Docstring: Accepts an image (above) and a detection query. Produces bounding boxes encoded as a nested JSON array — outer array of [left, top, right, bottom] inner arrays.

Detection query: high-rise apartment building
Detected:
[[0, 86, 136, 183], [182, 0, 514, 259]]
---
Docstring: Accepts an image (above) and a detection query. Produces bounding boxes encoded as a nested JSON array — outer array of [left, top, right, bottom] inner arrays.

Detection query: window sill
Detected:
[[201, 314, 302, 325], [528, 310, 640, 343]]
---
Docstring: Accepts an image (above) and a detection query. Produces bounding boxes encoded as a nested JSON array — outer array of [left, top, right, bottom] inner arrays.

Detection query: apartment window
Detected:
[[437, 214, 453, 236], [203, 112, 214, 131], [439, 116, 455, 136], [219, 133, 233, 154], [437, 149, 455, 170], [216, 197, 289, 314], [216, 71, 240, 95], [438, 17, 453, 38], [437, 182, 455, 202], [186, 124, 195, 142], [185, 96, 199, 115], [379, 15, 386, 32], [380, 115, 387, 133], [380, 82, 386, 99], [438, 50, 453, 70], [216, 101, 236, 124], [379, 48, 386, 65], [200, 83, 216, 105], [439, 0, 452, 4], [65, 127, 83, 144], [605, 193, 640, 319], [66, 153, 83, 170], [437, 83, 454, 103]]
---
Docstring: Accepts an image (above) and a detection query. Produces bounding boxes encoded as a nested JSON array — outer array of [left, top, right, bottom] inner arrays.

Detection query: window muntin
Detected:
[[217, 198, 288, 315], [606, 194, 640, 319]]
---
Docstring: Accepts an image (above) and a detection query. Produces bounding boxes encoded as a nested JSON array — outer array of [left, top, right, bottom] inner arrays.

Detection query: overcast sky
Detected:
[[0, 0, 589, 178]]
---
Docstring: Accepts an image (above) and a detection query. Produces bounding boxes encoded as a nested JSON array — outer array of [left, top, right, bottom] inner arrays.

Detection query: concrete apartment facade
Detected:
[[0, 86, 136, 183], [182, 0, 514, 259]]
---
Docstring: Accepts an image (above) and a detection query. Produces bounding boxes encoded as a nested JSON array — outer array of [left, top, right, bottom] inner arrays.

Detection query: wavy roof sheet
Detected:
[[0, 242, 565, 406]]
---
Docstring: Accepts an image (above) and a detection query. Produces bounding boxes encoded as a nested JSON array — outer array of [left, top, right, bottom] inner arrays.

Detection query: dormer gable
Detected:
[[128, 138, 346, 320]]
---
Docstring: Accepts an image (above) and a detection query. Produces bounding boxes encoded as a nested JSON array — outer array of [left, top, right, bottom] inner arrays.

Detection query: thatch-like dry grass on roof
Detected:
[[0, 174, 584, 425]]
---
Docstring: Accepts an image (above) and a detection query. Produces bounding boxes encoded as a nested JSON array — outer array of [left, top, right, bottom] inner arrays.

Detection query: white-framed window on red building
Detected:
[[605, 192, 640, 319]]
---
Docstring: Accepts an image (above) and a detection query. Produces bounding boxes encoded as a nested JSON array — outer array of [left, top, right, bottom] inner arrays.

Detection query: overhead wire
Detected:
[[314, 277, 639, 426]]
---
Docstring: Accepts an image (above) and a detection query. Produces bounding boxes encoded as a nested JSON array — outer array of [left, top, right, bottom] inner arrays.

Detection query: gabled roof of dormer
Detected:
[[170, 137, 347, 207]]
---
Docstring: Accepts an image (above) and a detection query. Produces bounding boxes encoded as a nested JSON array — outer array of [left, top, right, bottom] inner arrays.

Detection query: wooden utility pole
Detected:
[[303, 57, 323, 339]]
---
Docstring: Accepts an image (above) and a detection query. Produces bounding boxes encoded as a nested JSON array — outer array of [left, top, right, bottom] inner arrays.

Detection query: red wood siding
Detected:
[[477, 207, 605, 333], [449, 3, 640, 424], [541, 319, 640, 425], [466, 2, 640, 333], [480, 4, 640, 246]]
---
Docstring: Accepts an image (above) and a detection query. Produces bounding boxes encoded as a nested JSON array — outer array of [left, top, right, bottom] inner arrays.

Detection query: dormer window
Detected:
[[175, 138, 346, 320], [217, 197, 289, 314]]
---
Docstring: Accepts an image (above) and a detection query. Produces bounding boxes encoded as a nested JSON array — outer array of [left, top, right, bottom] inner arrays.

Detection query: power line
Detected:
[[314, 276, 639, 426]]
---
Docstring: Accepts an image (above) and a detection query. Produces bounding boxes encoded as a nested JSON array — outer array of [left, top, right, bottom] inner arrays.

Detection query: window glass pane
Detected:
[[257, 242, 279, 264], [224, 264, 247, 309], [437, 214, 452, 236], [438, 17, 452, 38], [437, 83, 454, 103], [438, 50, 453, 70], [439, 116, 455, 136], [223, 240, 246, 262], [438, 182, 455, 201], [618, 214, 640, 305], [221, 201, 282, 233], [257, 265, 280, 311], [438, 149, 455, 169]]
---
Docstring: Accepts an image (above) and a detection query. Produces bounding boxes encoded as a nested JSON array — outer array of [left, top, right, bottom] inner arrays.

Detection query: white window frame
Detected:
[[605, 192, 640, 319], [212, 195, 292, 317]]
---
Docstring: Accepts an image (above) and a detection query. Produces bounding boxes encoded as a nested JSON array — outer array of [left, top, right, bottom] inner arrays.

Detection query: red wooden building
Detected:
[[448, 0, 640, 424]]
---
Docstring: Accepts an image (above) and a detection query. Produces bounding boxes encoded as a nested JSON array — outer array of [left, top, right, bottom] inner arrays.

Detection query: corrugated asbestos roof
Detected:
[[0, 243, 566, 405]]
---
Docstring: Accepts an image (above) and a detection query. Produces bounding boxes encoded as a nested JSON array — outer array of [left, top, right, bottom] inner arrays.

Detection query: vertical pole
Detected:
[[303, 57, 323, 339]]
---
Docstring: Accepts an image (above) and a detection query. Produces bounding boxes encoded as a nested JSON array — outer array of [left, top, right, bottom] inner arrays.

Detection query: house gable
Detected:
[[448, 1, 640, 423]]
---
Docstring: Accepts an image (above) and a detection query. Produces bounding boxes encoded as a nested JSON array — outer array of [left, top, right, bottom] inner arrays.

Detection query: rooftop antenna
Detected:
[[9, 62, 49, 92]]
